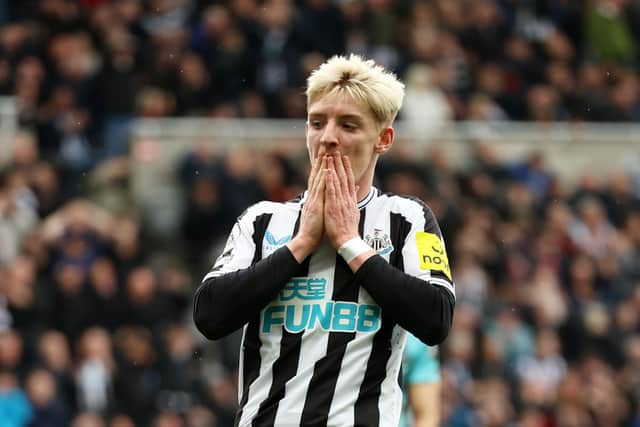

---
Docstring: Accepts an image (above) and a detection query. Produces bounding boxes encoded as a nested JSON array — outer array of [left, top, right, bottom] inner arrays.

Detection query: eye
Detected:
[[342, 122, 358, 131], [309, 120, 323, 129]]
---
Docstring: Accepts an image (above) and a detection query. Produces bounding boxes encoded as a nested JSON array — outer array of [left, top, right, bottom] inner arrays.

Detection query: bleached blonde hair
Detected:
[[306, 54, 405, 127]]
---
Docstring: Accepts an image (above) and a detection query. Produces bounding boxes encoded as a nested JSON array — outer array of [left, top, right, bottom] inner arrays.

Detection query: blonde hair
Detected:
[[306, 54, 405, 127]]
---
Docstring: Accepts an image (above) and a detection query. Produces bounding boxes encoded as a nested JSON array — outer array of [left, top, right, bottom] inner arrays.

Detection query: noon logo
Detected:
[[415, 231, 451, 280]]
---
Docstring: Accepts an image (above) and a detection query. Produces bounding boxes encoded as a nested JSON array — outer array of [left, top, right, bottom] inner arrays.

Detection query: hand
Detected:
[[287, 154, 326, 262], [324, 152, 360, 249]]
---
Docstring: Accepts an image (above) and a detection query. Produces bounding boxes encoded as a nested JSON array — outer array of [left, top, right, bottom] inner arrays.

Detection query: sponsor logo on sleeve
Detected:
[[416, 231, 451, 280]]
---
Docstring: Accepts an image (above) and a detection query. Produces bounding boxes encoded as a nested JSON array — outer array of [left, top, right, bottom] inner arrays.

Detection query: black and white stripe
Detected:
[[204, 188, 455, 427]]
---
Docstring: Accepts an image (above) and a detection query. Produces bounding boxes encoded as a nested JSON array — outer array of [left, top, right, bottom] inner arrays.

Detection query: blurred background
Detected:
[[1, 0, 640, 426]]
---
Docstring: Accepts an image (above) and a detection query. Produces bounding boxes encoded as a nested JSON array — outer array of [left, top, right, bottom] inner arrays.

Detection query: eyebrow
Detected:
[[308, 113, 364, 123]]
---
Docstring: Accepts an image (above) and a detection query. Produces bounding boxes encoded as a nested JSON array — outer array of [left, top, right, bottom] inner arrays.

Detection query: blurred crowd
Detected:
[[3, 126, 640, 426], [1, 129, 242, 427], [1, 0, 640, 168], [2, 0, 640, 426]]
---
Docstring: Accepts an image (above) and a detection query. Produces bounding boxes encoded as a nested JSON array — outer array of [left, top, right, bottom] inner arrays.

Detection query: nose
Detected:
[[320, 120, 339, 148]]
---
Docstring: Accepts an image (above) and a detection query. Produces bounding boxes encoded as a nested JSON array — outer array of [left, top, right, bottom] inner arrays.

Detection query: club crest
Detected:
[[364, 229, 394, 256]]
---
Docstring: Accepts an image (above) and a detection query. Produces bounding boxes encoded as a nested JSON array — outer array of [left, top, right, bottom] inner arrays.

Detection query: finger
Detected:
[[316, 163, 327, 203], [306, 157, 318, 201], [324, 167, 336, 203], [311, 153, 329, 190], [342, 155, 357, 201], [325, 154, 335, 176], [307, 154, 323, 189], [327, 156, 343, 204], [309, 155, 327, 199], [333, 152, 349, 197]]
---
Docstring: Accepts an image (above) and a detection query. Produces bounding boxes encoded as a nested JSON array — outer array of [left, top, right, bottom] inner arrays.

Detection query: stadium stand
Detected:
[[1, 0, 640, 426]]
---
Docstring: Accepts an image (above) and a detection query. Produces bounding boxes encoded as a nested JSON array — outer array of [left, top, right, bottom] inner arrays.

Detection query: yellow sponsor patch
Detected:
[[416, 232, 451, 280]]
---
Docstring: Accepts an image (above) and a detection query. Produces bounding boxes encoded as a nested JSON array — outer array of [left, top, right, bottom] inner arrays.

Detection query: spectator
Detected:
[[585, 0, 637, 64], [25, 368, 72, 427], [0, 369, 32, 427], [108, 414, 135, 427], [185, 405, 216, 427], [527, 84, 568, 121], [174, 52, 211, 115], [255, 0, 303, 116], [483, 306, 535, 373], [601, 171, 638, 228], [158, 324, 197, 398], [510, 151, 554, 200], [516, 328, 567, 408], [123, 267, 165, 332], [0, 329, 25, 377], [75, 328, 115, 415], [70, 412, 105, 427], [113, 325, 161, 424], [0, 170, 39, 265], [295, 0, 345, 58], [36, 330, 75, 408], [401, 63, 453, 139], [94, 28, 142, 158], [3, 254, 51, 342], [568, 196, 615, 257], [1, 2, 640, 425], [86, 257, 127, 332]]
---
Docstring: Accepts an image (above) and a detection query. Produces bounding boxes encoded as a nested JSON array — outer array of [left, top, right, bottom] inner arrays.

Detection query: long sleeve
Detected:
[[355, 195, 456, 345], [353, 254, 454, 345], [193, 201, 303, 340], [193, 246, 302, 340]]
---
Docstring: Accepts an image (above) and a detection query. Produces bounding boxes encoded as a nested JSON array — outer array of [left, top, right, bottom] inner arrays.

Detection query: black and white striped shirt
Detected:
[[194, 187, 455, 427]]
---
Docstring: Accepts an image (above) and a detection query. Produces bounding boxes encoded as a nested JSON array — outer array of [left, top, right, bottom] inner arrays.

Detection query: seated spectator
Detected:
[[0, 369, 32, 427], [0, 169, 39, 265], [516, 328, 567, 408], [75, 328, 115, 415], [25, 368, 72, 427], [568, 196, 615, 258], [36, 330, 75, 408], [70, 412, 106, 427]]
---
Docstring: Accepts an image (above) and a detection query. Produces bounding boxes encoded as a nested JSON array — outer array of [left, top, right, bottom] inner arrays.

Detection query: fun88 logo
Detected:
[[262, 277, 381, 334]]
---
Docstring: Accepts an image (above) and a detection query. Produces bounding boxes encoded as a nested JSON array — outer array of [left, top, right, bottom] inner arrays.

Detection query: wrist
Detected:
[[337, 237, 372, 264], [334, 234, 361, 249], [286, 234, 317, 263]]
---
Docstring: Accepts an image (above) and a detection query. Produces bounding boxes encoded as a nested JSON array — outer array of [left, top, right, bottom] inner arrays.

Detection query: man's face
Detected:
[[306, 92, 385, 183]]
